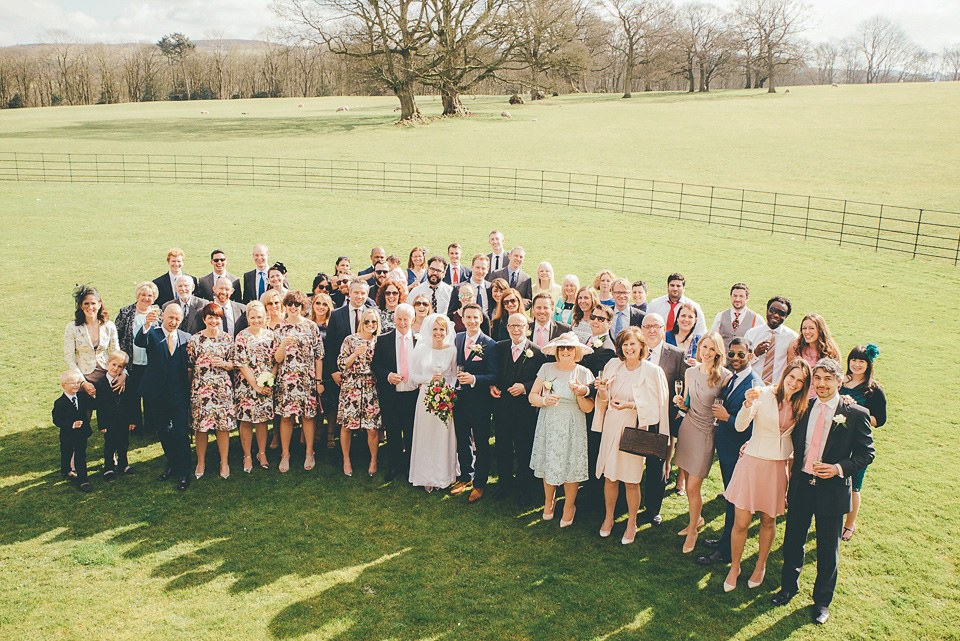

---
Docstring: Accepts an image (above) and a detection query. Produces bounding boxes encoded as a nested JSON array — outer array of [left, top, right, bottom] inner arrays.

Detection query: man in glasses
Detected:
[[638, 313, 689, 527], [711, 282, 763, 350], [408, 256, 452, 314], [448, 254, 493, 316], [197, 249, 241, 302], [196, 276, 247, 337], [744, 296, 797, 384], [696, 336, 758, 567], [165, 275, 208, 333], [610, 277, 645, 341], [358, 246, 386, 284], [370, 260, 390, 300]]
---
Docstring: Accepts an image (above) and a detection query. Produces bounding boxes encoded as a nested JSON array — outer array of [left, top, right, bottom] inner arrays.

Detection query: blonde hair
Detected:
[[360, 308, 381, 337], [60, 370, 82, 384], [246, 300, 266, 318], [697, 331, 727, 388], [106, 350, 129, 367], [592, 269, 616, 292], [135, 281, 159, 298], [536, 261, 556, 289]]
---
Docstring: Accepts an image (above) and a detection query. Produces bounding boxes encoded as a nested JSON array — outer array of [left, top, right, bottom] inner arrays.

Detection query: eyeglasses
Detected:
[[507, 323, 527, 329], [612, 290, 629, 296], [642, 324, 664, 330], [459, 293, 472, 299], [427, 267, 443, 274], [727, 351, 748, 359], [590, 314, 609, 321], [362, 319, 378, 326], [414, 301, 430, 307], [212, 257, 226, 263]]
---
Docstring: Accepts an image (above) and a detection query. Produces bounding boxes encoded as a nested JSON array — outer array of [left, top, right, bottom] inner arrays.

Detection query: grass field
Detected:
[[1, 85, 959, 640]]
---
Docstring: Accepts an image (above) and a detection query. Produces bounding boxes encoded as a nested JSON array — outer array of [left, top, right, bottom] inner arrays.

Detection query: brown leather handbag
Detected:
[[619, 425, 670, 460]]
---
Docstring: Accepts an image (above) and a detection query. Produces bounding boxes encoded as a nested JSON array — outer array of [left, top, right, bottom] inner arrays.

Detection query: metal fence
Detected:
[[2, 151, 958, 265]]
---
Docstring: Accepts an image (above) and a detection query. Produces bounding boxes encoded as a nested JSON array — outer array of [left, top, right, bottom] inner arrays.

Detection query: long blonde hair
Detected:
[[697, 331, 727, 388]]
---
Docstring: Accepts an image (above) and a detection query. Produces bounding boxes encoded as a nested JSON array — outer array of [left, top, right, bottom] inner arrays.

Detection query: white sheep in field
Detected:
[[336, 106, 350, 112], [501, 111, 511, 119], [298, 103, 303, 108], [200, 110, 208, 114]]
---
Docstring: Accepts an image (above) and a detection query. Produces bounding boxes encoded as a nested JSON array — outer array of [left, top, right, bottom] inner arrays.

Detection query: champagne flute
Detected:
[[675, 380, 683, 398]]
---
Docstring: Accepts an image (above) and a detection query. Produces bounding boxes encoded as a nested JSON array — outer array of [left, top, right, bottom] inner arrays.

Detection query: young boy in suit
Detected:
[[52, 370, 94, 493], [95, 351, 136, 480]]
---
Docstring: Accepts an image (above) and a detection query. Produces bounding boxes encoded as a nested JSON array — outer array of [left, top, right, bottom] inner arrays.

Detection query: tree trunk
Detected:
[[687, 64, 695, 93], [766, 58, 776, 93], [699, 63, 706, 92], [440, 87, 469, 116], [622, 45, 633, 98], [744, 66, 752, 89], [396, 88, 422, 122]]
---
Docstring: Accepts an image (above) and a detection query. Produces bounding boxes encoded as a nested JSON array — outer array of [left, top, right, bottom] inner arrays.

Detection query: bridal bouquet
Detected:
[[256, 372, 275, 388], [424, 381, 457, 424]]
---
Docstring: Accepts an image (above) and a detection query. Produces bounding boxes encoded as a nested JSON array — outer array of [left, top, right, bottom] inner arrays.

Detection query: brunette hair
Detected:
[[573, 286, 601, 325], [792, 313, 840, 361], [614, 326, 648, 361], [73, 285, 109, 326], [775, 358, 812, 420]]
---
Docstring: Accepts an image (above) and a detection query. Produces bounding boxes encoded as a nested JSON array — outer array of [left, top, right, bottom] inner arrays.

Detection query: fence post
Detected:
[[804, 196, 811, 238], [707, 186, 714, 224], [771, 193, 777, 234], [68, 154, 73, 183], [621, 177, 626, 212], [14, 152, 19, 182], [738, 190, 744, 229], [875, 205, 883, 252], [540, 170, 544, 204], [200, 156, 204, 185], [839, 200, 847, 246], [649, 180, 654, 216], [678, 183, 684, 220], [594, 174, 599, 208], [913, 210, 923, 258], [954, 228, 960, 266]]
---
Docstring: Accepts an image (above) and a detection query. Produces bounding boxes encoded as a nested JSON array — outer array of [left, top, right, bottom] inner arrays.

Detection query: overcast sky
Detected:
[[1, 0, 958, 50]]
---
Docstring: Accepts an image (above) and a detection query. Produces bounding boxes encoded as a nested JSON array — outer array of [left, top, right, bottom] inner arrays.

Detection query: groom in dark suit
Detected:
[[134, 303, 193, 491], [772, 358, 874, 625], [491, 312, 545, 501], [371, 304, 418, 482], [697, 337, 757, 565], [450, 304, 499, 503]]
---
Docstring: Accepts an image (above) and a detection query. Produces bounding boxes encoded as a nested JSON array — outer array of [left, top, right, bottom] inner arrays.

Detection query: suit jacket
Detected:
[[493, 339, 544, 415], [196, 271, 242, 302], [371, 330, 419, 400], [325, 304, 374, 374], [486, 251, 510, 278], [609, 306, 646, 340], [447, 281, 495, 316], [187, 300, 247, 337], [134, 326, 191, 402], [153, 273, 198, 308], [657, 342, 690, 426], [163, 296, 209, 334], [242, 269, 289, 304], [94, 376, 129, 431], [52, 393, 94, 438], [528, 320, 571, 360], [443, 264, 472, 285], [580, 334, 617, 377], [715, 369, 758, 451], [490, 267, 533, 302], [454, 332, 499, 413], [788, 397, 874, 515]]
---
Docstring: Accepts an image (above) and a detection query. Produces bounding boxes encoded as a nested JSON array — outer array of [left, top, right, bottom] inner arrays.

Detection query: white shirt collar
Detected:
[[535, 321, 550, 331], [815, 393, 841, 411], [732, 365, 753, 386], [65, 393, 78, 403], [161, 327, 174, 339]]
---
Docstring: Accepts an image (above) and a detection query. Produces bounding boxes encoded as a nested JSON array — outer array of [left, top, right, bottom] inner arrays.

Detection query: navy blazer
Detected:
[[443, 264, 472, 285], [454, 332, 498, 412], [324, 303, 375, 374], [94, 375, 129, 430], [52, 393, 94, 438], [133, 326, 191, 402], [716, 369, 758, 451]]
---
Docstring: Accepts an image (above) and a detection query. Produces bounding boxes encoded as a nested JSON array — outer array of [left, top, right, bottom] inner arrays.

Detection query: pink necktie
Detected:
[[464, 337, 473, 358], [803, 404, 828, 474], [537, 327, 547, 347], [398, 335, 409, 382], [512, 344, 521, 362]]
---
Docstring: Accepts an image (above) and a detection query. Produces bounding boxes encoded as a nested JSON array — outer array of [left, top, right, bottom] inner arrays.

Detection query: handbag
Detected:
[[619, 424, 670, 460]]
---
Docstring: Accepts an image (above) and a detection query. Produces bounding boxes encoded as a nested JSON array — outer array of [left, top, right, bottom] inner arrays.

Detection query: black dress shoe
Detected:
[[103, 470, 117, 481], [701, 538, 720, 549], [177, 476, 191, 491], [157, 467, 174, 481], [810, 605, 829, 624], [695, 551, 731, 567], [771, 590, 796, 606]]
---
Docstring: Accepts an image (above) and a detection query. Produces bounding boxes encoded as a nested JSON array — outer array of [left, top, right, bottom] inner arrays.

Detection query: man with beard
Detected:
[[409, 256, 453, 315], [711, 283, 763, 349]]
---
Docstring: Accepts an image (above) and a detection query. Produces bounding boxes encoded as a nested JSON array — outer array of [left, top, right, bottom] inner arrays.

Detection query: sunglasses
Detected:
[[285, 303, 303, 308], [556, 346, 576, 351], [212, 257, 226, 263], [362, 319, 378, 326], [727, 351, 748, 359], [768, 308, 788, 317], [385, 291, 399, 296], [375, 270, 388, 275], [504, 299, 519, 305], [414, 302, 430, 307], [590, 314, 609, 321]]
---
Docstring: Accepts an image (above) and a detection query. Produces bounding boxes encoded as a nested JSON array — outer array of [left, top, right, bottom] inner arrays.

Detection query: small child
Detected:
[[386, 255, 406, 283], [52, 370, 94, 492], [95, 351, 136, 480]]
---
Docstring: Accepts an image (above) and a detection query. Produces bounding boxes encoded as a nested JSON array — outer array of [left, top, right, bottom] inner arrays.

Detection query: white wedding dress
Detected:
[[408, 324, 460, 489]]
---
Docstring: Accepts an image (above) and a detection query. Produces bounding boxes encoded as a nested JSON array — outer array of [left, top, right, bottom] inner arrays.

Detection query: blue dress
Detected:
[[530, 363, 595, 485]]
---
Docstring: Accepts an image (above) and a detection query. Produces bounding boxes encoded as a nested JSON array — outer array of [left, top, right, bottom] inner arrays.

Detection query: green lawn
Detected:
[[1, 87, 959, 640]]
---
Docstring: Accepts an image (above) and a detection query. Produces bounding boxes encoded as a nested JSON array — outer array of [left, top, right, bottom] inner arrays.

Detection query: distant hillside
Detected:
[[0, 39, 272, 52]]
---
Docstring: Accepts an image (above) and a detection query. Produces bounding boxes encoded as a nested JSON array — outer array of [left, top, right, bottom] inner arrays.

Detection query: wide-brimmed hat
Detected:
[[541, 331, 593, 359]]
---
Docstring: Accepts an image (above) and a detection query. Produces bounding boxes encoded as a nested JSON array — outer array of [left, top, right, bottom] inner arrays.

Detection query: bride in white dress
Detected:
[[408, 314, 460, 490]]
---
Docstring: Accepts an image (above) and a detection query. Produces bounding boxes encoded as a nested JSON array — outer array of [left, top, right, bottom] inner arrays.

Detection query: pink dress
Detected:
[[723, 403, 795, 517]]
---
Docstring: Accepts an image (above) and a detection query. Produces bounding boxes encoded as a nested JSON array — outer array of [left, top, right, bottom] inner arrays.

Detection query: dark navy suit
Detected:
[[453, 331, 498, 488], [135, 325, 192, 477], [714, 367, 758, 556]]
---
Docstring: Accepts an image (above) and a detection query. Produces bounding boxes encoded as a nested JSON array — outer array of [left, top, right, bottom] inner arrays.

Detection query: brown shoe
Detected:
[[468, 488, 484, 503], [450, 481, 472, 495]]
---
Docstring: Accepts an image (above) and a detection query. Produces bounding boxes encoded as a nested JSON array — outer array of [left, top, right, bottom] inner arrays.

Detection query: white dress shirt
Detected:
[[647, 295, 707, 335], [255, 269, 269, 298], [711, 308, 764, 332], [744, 323, 798, 384], [804, 393, 843, 475], [348, 305, 365, 334], [409, 281, 452, 314], [470, 278, 488, 311], [612, 306, 631, 337], [221, 301, 235, 334], [490, 251, 507, 272], [161, 326, 178, 349], [395, 330, 416, 392], [646, 342, 663, 364], [168, 271, 182, 295]]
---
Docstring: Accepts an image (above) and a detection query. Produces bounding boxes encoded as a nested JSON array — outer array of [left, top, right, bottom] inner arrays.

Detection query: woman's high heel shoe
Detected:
[[678, 517, 706, 536], [747, 568, 766, 589], [542, 500, 556, 521], [278, 455, 290, 473], [723, 571, 740, 592], [560, 507, 576, 528], [257, 452, 269, 470], [343, 461, 353, 477], [621, 526, 637, 545], [243, 456, 253, 474], [220, 465, 230, 480], [195, 466, 205, 480]]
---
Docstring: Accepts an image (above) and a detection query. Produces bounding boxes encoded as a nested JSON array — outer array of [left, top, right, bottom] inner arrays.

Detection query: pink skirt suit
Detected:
[[724, 386, 796, 517]]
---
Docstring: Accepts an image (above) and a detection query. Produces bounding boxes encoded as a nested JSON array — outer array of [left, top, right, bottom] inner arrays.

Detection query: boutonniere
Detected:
[[543, 378, 555, 392], [470, 344, 484, 357], [526, 329, 533, 338], [591, 337, 604, 350], [833, 413, 847, 428], [524, 348, 534, 359], [413, 333, 421, 342]]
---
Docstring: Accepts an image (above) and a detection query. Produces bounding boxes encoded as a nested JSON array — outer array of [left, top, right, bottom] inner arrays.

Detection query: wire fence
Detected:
[[2, 151, 959, 265]]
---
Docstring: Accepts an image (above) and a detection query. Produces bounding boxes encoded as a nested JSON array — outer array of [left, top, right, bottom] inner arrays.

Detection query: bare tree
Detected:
[[808, 39, 839, 85], [942, 45, 960, 82], [672, 3, 730, 93], [853, 15, 918, 84], [274, 0, 431, 121], [734, 0, 807, 93], [601, 0, 670, 98]]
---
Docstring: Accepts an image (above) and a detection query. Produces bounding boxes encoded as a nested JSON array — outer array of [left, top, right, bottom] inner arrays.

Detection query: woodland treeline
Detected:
[[1, 0, 956, 119]]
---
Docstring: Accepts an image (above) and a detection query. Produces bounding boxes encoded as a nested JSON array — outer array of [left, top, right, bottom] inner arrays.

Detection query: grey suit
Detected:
[[163, 296, 210, 334], [196, 271, 242, 302], [188, 300, 247, 337], [490, 267, 533, 302]]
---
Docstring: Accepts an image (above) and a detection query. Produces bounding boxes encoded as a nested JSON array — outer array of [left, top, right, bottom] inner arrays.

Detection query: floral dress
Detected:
[[337, 334, 382, 431], [275, 319, 324, 418], [234, 328, 277, 423], [187, 332, 236, 432]]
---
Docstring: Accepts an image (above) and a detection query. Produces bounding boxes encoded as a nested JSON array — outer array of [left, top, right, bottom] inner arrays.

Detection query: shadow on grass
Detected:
[[0, 424, 823, 640]]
